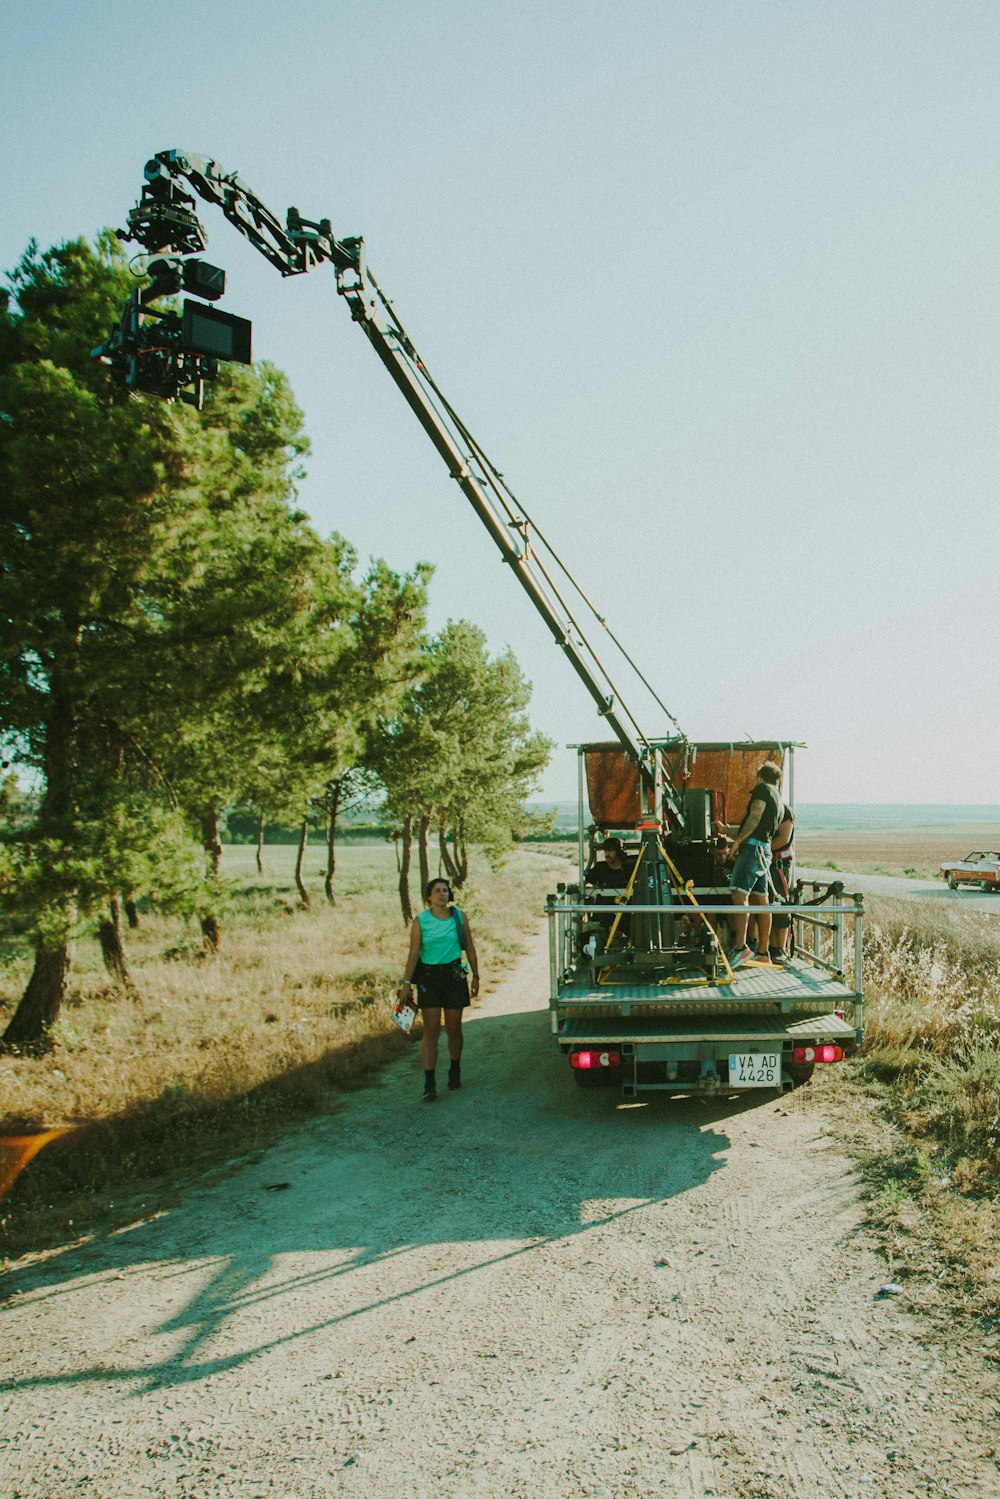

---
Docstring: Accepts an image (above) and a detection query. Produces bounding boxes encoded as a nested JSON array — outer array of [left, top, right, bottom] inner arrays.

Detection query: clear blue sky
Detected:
[[4, 2, 998, 802]]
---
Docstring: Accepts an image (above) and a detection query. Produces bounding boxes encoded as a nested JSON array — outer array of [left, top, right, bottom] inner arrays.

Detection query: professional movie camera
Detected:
[[93, 158, 253, 408]]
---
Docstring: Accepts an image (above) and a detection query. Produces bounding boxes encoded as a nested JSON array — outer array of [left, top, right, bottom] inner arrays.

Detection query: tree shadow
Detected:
[[0, 1001, 785, 1398]]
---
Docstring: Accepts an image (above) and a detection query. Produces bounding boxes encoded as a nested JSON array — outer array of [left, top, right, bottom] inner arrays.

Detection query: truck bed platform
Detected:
[[556, 955, 856, 1010]]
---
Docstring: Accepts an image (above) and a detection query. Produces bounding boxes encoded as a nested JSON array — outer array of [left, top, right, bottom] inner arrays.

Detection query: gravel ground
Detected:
[[1, 927, 998, 1499]]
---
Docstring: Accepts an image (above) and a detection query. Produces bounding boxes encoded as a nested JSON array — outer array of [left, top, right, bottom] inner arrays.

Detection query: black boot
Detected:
[[422, 1070, 437, 1101], [448, 1060, 461, 1090]]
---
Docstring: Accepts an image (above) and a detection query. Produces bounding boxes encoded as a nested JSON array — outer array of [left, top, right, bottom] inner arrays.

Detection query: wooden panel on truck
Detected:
[[584, 746, 642, 825], [667, 746, 782, 826], [584, 741, 785, 828]]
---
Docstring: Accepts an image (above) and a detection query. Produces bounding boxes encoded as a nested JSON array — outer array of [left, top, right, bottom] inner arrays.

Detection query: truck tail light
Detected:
[[570, 1049, 621, 1070], [793, 1044, 844, 1065]]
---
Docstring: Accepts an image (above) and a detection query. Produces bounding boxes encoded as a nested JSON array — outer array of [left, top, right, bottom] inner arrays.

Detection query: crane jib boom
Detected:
[[348, 296, 659, 787], [96, 149, 686, 823]]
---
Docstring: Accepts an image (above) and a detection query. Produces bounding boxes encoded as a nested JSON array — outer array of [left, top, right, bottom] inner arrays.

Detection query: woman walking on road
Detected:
[[397, 878, 480, 1101]]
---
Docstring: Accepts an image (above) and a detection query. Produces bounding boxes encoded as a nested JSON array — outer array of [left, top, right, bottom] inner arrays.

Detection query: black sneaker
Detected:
[[422, 1072, 437, 1101], [448, 1061, 461, 1091]]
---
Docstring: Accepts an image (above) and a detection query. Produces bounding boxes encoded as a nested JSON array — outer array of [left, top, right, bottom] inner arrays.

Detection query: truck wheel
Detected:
[[947, 875, 959, 891], [784, 1062, 815, 1087]]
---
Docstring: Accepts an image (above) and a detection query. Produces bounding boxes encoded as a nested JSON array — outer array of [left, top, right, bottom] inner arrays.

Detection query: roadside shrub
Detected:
[[910, 1044, 1000, 1166], [860, 898, 1000, 1189]]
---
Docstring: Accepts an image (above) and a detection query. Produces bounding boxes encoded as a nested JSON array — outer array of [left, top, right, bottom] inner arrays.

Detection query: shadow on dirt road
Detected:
[[1, 995, 779, 1394]]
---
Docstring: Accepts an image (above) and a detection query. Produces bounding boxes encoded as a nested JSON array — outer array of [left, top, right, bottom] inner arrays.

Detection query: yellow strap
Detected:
[[657, 841, 736, 985], [603, 845, 643, 949], [594, 839, 736, 988]]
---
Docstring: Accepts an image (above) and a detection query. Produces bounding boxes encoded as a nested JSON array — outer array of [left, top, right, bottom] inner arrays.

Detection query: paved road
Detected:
[[798, 867, 1000, 914]]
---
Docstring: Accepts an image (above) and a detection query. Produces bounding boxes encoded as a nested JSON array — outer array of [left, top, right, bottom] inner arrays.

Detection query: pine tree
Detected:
[[0, 235, 189, 1048]]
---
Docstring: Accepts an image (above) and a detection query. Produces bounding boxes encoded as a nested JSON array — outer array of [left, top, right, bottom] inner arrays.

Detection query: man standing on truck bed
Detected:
[[717, 762, 784, 969]]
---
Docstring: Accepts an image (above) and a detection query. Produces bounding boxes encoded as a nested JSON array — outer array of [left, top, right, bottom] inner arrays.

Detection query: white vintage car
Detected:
[[939, 851, 1000, 891]]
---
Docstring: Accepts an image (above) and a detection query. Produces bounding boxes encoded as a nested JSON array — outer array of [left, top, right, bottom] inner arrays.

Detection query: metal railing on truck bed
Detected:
[[544, 887, 864, 1095]]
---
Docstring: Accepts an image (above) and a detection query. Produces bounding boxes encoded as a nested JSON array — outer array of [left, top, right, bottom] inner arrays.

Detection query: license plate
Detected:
[[729, 1051, 781, 1088]]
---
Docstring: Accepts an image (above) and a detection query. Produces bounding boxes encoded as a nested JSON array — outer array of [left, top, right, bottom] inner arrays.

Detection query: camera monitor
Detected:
[[181, 300, 252, 364]]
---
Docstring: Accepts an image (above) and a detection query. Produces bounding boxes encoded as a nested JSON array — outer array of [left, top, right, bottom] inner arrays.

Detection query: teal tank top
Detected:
[[418, 908, 463, 965]]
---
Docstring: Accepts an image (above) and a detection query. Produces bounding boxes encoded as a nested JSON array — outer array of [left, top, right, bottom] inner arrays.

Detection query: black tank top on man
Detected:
[[744, 781, 783, 843]]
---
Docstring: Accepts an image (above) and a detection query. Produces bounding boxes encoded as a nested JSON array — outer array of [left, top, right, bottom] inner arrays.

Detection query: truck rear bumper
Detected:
[[561, 1022, 856, 1095], [557, 1010, 856, 1047], [559, 1014, 857, 1095]]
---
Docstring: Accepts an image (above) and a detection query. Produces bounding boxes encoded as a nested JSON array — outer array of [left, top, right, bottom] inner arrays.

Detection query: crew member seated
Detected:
[[585, 836, 631, 891], [583, 836, 633, 949]]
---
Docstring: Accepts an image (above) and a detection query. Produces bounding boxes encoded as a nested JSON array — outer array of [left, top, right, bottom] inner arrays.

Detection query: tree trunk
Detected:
[[255, 811, 264, 874], [98, 897, 139, 998], [202, 803, 223, 874], [398, 814, 413, 924], [124, 898, 140, 929], [2, 932, 73, 1054], [200, 913, 221, 951], [418, 813, 432, 894], [2, 658, 78, 1051], [324, 779, 341, 905], [295, 817, 311, 907], [439, 818, 459, 883], [200, 804, 224, 949], [455, 818, 468, 887]]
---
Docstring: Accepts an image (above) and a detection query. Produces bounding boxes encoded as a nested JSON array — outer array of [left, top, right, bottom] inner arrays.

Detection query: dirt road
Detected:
[[1, 929, 998, 1499]]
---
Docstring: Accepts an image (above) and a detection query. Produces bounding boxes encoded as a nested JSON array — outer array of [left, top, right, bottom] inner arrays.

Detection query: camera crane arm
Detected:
[[105, 149, 686, 823]]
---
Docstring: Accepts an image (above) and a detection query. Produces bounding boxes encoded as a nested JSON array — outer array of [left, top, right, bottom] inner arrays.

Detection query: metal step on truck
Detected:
[[546, 739, 864, 1098]]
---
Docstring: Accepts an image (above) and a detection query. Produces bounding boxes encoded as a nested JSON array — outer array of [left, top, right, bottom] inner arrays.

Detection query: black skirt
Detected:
[[414, 959, 470, 1010]]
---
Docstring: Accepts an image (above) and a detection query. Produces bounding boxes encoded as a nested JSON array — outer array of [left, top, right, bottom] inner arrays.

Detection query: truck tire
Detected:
[[947, 875, 959, 891]]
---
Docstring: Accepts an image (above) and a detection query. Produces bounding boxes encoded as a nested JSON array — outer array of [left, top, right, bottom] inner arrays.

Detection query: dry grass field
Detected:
[[796, 820, 999, 880]]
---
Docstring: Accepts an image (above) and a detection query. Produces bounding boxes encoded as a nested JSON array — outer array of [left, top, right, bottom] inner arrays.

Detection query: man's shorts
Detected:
[[414, 959, 470, 1010], [730, 840, 771, 896]]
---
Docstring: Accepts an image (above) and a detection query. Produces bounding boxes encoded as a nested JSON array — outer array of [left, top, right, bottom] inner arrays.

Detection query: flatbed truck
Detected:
[[546, 741, 863, 1096]]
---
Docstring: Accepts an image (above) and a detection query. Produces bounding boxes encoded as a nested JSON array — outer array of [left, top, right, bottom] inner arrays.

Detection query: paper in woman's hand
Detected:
[[391, 997, 416, 1033]]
